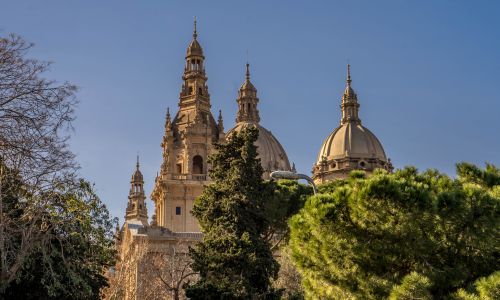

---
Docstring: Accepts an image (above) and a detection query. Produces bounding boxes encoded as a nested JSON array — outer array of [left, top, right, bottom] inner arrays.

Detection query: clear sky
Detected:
[[2, 0, 499, 222]]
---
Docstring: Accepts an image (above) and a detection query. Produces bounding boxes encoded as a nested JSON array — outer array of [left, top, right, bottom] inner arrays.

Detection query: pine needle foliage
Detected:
[[289, 164, 500, 299]]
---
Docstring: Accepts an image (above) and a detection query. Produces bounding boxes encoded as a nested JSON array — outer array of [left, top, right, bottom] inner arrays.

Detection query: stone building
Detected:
[[115, 21, 392, 300], [312, 65, 393, 184], [115, 21, 292, 299], [149, 20, 224, 233]]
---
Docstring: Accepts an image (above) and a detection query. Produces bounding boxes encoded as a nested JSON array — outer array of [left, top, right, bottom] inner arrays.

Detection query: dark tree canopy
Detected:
[[185, 127, 281, 299], [0, 161, 116, 299], [289, 163, 500, 299]]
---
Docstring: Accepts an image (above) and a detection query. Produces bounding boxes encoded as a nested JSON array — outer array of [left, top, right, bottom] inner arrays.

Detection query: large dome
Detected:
[[312, 65, 392, 183], [227, 122, 291, 179], [317, 122, 387, 163]]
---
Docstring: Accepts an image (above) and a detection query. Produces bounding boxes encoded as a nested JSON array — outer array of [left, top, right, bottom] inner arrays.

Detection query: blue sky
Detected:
[[2, 0, 499, 221]]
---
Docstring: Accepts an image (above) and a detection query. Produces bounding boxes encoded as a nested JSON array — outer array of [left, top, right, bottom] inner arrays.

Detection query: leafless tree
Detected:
[[103, 239, 197, 300], [0, 33, 78, 289], [142, 241, 198, 300]]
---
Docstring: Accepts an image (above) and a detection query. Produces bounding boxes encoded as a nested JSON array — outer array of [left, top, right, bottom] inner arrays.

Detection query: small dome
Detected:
[[186, 39, 203, 57], [227, 122, 291, 179], [131, 169, 143, 182], [240, 80, 256, 92], [131, 159, 144, 182], [317, 122, 387, 163]]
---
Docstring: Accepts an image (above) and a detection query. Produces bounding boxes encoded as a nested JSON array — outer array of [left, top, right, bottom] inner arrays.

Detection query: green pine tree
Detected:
[[289, 163, 500, 299], [185, 127, 281, 299]]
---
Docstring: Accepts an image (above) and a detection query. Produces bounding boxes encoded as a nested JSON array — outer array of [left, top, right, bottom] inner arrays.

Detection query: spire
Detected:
[[340, 64, 361, 125], [131, 155, 143, 183], [193, 16, 197, 40], [347, 64, 352, 87], [236, 62, 260, 124], [245, 63, 250, 81], [186, 17, 204, 58], [165, 107, 172, 131]]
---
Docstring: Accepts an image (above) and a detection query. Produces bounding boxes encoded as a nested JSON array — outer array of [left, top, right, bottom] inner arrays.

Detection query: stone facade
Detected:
[[116, 21, 393, 300]]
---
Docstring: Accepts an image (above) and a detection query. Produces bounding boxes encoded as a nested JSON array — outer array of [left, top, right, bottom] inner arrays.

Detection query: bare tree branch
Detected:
[[0, 33, 79, 290]]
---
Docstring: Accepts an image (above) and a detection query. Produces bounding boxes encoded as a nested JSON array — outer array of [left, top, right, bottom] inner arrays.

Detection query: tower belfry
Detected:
[[236, 63, 260, 124], [178, 18, 211, 117], [151, 19, 224, 232], [340, 64, 361, 125], [125, 156, 148, 225]]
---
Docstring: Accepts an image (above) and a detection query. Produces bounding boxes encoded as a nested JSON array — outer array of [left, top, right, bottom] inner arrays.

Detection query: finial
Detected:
[[193, 16, 198, 39], [245, 63, 250, 81], [347, 64, 352, 86], [217, 109, 224, 131], [136, 154, 140, 170], [166, 107, 171, 123], [165, 107, 172, 131]]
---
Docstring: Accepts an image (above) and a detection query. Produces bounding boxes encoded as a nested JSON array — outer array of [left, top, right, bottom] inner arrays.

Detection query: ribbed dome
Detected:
[[317, 122, 387, 163], [131, 158, 143, 182], [131, 169, 143, 182], [186, 39, 203, 57], [227, 122, 291, 179], [240, 80, 256, 93], [312, 65, 392, 183]]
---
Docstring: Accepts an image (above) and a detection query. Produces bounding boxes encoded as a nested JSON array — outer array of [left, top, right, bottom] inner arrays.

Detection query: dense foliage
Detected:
[[0, 161, 116, 299], [185, 127, 281, 299], [265, 179, 312, 246], [289, 164, 500, 299]]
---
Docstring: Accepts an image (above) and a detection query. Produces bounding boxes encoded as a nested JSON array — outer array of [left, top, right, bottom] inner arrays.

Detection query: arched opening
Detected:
[[193, 155, 203, 174]]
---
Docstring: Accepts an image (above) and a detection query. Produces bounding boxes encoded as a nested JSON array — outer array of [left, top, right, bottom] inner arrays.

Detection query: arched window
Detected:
[[193, 155, 203, 174]]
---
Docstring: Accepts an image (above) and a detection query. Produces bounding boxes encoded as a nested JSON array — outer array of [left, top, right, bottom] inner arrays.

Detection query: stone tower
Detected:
[[150, 20, 224, 232], [312, 65, 393, 183], [125, 157, 148, 226], [226, 64, 291, 179]]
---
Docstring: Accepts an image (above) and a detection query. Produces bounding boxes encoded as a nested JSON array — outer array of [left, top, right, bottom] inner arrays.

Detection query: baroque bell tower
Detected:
[[151, 19, 224, 232], [125, 156, 148, 225]]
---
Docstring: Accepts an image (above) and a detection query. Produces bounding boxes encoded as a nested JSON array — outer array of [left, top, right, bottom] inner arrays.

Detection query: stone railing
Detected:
[[171, 174, 188, 180], [192, 174, 207, 181]]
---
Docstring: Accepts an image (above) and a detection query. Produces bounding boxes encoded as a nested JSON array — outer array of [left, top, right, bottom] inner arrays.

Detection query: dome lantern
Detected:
[[227, 63, 291, 179]]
